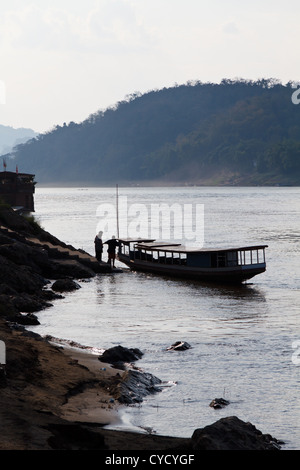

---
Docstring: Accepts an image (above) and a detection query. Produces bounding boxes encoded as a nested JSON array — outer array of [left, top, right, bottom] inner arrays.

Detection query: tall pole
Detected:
[[116, 184, 120, 239]]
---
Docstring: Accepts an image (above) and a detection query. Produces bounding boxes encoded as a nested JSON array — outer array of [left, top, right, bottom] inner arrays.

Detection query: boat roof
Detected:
[[119, 238, 268, 254], [0, 171, 35, 178], [119, 237, 156, 244]]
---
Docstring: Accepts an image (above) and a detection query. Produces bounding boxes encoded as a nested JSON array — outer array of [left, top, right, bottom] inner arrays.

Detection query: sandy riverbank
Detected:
[[0, 318, 192, 450], [55, 344, 123, 426], [0, 318, 285, 451]]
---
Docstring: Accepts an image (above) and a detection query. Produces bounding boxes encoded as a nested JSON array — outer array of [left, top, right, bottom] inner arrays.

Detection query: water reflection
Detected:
[[121, 268, 267, 300], [92, 268, 268, 332], [95, 273, 122, 306]]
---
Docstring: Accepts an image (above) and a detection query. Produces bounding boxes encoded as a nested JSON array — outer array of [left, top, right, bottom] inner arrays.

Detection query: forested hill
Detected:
[[8, 79, 300, 185], [0, 125, 36, 156]]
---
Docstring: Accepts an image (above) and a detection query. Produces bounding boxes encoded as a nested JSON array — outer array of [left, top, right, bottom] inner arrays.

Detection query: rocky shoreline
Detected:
[[0, 206, 284, 450]]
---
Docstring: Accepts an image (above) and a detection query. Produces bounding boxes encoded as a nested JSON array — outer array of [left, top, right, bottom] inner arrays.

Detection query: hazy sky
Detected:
[[0, 0, 299, 133]]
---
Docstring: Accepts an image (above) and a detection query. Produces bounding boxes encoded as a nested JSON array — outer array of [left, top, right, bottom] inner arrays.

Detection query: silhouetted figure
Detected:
[[94, 231, 103, 262], [105, 235, 119, 268]]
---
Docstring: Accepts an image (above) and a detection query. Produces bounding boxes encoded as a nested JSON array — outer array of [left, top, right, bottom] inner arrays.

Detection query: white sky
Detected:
[[0, 0, 299, 133]]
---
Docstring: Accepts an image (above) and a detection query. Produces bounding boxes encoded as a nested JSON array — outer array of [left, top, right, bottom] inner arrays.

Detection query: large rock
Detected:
[[10, 312, 40, 326], [209, 397, 230, 409], [110, 369, 162, 404], [99, 345, 143, 366], [51, 279, 81, 292], [11, 293, 51, 313], [167, 341, 191, 351], [50, 259, 96, 279], [191, 416, 282, 450], [99, 345, 161, 404], [0, 241, 50, 275], [0, 255, 46, 295]]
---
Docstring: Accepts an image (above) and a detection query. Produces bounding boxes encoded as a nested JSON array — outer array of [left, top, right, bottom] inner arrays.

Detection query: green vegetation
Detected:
[[9, 79, 300, 185]]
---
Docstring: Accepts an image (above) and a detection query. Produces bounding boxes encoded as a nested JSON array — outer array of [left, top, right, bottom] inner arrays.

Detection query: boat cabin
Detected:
[[119, 239, 267, 268], [0, 171, 36, 212], [118, 238, 268, 283]]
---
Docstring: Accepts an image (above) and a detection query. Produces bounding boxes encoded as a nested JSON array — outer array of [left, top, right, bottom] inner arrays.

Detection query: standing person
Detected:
[[105, 235, 119, 268], [94, 231, 103, 262]]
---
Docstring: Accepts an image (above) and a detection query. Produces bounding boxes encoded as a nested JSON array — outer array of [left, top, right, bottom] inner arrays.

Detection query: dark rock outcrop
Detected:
[[167, 341, 191, 351], [10, 312, 40, 326], [99, 345, 161, 404], [209, 397, 230, 409], [191, 416, 282, 450], [109, 369, 162, 404], [0, 254, 46, 295], [99, 345, 143, 367], [52, 279, 81, 293], [0, 206, 109, 325]]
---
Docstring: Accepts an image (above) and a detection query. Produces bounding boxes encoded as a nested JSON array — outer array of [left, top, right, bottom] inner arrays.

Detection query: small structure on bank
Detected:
[[0, 170, 36, 213]]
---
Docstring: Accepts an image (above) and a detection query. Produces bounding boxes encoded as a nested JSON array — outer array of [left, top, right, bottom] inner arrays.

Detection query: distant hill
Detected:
[[0, 125, 37, 159], [8, 79, 300, 185]]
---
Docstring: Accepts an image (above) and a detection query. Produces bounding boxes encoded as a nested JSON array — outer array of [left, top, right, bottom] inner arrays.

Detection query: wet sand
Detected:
[[0, 319, 190, 450], [58, 345, 123, 426]]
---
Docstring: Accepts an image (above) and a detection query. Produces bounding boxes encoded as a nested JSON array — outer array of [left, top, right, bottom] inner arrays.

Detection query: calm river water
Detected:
[[28, 186, 300, 449]]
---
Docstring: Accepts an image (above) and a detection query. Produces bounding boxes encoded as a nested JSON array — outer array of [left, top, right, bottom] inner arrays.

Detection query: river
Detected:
[[28, 186, 300, 449]]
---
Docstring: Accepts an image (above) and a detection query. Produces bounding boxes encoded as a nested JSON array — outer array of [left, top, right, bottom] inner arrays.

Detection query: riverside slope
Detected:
[[0, 207, 283, 450]]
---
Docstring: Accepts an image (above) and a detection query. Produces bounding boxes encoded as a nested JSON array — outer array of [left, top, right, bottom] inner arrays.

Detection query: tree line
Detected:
[[9, 78, 300, 185]]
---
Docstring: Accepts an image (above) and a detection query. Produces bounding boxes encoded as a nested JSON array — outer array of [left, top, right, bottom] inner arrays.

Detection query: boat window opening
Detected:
[[238, 250, 249, 265], [140, 249, 149, 261], [173, 252, 180, 265], [217, 252, 226, 267], [251, 250, 257, 264], [258, 249, 265, 264], [259, 250, 264, 264], [227, 251, 238, 267], [245, 250, 252, 265], [211, 253, 217, 268], [237, 248, 266, 266], [180, 253, 187, 266], [146, 250, 153, 262], [165, 252, 173, 264]]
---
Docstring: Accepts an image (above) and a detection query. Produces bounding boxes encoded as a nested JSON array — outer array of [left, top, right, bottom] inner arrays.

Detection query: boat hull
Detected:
[[118, 254, 266, 284]]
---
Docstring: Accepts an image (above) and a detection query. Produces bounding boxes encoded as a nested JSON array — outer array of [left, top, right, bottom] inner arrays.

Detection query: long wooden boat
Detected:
[[117, 238, 268, 284]]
